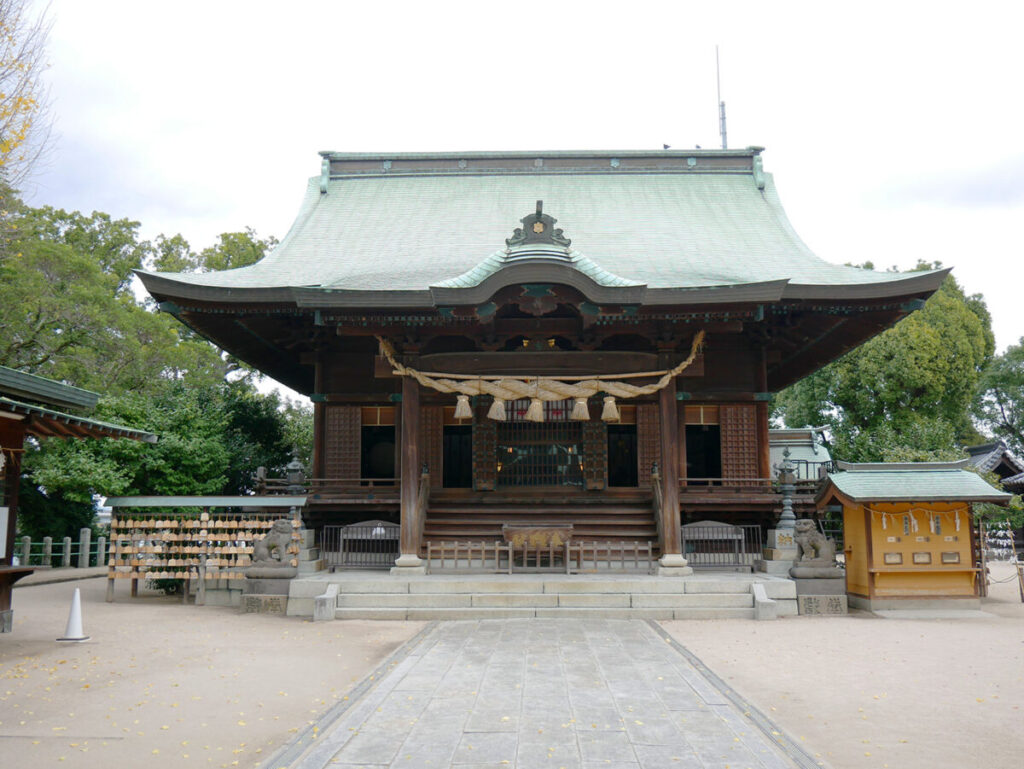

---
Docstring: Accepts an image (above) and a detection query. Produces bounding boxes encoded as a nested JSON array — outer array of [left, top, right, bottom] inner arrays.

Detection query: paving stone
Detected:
[[516, 736, 582, 768], [451, 732, 519, 764], [283, 618, 807, 769], [622, 715, 686, 746], [464, 708, 520, 733], [632, 744, 703, 768], [331, 728, 405, 765], [577, 729, 639, 763]]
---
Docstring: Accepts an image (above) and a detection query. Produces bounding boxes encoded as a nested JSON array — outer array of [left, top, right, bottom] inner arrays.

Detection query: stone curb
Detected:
[[646, 619, 829, 769], [14, 567, 108, 587]]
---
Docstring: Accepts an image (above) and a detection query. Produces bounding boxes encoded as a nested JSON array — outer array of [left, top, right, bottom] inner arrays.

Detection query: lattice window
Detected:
[[581, 419, 608, 490], [720, 404, 759, 482], [637, 403, 662, 487], [324, 406, 361, 479], [472, 398, 497, 491], [496, 417, 583, 488], [420, 406, 443, 479], [503, 398, 572, 422]]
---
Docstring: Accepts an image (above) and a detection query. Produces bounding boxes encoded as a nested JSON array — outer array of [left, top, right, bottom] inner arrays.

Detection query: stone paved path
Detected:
[[280, 619, 816, 769]]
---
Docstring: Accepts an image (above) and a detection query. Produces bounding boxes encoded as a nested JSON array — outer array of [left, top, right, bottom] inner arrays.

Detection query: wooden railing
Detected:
[[425, 539, 655, 574], [679, 477, 823, 495], [256, 476, 398, 498]]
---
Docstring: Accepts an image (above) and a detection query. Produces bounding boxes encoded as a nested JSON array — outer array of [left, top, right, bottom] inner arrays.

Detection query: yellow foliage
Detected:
[[0, 0, 50, 187]]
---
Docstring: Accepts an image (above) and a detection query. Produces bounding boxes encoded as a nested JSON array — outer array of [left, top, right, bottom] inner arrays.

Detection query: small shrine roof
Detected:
[[965, 441, 1024, 477], [137, 149, 948, 307], [1002, 471, 1024, 492], [821, 460, 1011, 504], [0, 395, 158, 443], [0, 365, 99, 410]]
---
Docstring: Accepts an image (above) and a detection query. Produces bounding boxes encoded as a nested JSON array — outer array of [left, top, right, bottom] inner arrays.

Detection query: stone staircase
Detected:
[[423, 500, 658, 543], [287, 573, 797, 620]]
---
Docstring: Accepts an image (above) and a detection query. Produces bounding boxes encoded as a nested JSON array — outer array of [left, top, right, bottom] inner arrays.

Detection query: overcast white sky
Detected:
[[28, 0, 1024, 374]]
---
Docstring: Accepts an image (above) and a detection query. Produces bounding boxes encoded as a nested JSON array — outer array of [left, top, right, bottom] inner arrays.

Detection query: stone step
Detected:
[[333, 591, 753, 610], [289, 575, 796, 600], [333, 606, 757, 621]]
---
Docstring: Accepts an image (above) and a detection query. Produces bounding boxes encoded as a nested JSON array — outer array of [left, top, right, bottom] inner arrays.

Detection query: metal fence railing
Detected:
[[320, 521, 400, 570], [680, 523, 762, 570]]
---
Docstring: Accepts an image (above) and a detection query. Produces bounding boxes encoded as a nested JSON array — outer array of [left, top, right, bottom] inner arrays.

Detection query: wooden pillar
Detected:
[[658, 382, 683, 559], [757, 347, 771, 479], [395, 375, 423, 567], [311, 358, 326, 477], [1, 421, 26, 565]]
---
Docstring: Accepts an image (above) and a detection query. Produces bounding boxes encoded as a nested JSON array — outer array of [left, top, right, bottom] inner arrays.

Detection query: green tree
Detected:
[[151, 227, 277, 274], [18, 379, 308, 537], [0, 203, 230, 392], [775, 265, 994, 462], [973, 338, 1024, 456]]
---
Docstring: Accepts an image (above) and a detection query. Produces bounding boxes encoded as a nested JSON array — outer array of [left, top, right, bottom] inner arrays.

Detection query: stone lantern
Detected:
[[285, 456, 306, 494]]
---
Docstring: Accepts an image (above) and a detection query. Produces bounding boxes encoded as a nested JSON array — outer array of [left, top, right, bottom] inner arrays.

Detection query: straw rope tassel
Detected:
[[487, 397, 506, 421], [375, 330, 706, 420], [601, 395, 620, 422], [453, 394, 472, 420], [570, 397, 590, 421], [525, 381, 544, 422]]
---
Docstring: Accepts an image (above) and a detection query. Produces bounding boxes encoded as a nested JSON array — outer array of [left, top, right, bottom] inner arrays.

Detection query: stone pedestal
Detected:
[[241, 573, 293, 613], [755, 528, 796, 574], [653, 553, 694, 577], [767, 529, 796, 549], [390, 553, 427, 575], [797, 594, 848, 615], [242, 594, 289, 614], [753, 559, 795, 575], [790, 566, 847, 615]]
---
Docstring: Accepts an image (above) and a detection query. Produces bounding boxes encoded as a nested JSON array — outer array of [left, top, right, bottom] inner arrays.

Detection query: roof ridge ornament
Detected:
[[505, 200, 571, 248]]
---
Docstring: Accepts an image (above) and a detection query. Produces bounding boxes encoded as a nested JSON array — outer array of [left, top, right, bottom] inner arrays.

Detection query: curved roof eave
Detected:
[[782, 268, 951, 300], [135, 269, 307, 304]]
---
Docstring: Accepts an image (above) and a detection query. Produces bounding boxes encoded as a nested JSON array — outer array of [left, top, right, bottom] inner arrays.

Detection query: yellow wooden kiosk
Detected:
[[816, 460, 1011, 611]]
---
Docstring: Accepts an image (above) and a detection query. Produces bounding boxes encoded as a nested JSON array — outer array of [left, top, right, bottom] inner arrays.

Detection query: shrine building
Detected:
[[138, 149, 948, 572]]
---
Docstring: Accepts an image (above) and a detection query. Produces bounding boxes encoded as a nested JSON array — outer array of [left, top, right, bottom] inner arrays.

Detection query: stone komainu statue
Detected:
[[253, 519, 294, 565], [793, 518, 836, 564]]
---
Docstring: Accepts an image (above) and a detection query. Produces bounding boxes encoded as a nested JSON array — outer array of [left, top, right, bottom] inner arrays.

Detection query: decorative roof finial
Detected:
[[505, 200, 571, 248]]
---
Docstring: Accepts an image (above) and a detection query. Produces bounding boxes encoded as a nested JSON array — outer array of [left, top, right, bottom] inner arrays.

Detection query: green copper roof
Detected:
[[0, 395, 158, 443], [137, 149, 948, 306], [822, 460, 1011, 504], [105, 495, 305, 508], [0, 365, 99, 410]]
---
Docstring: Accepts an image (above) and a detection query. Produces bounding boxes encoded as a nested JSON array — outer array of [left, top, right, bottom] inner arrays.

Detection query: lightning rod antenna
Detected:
[[716, 45, 728, 149]]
